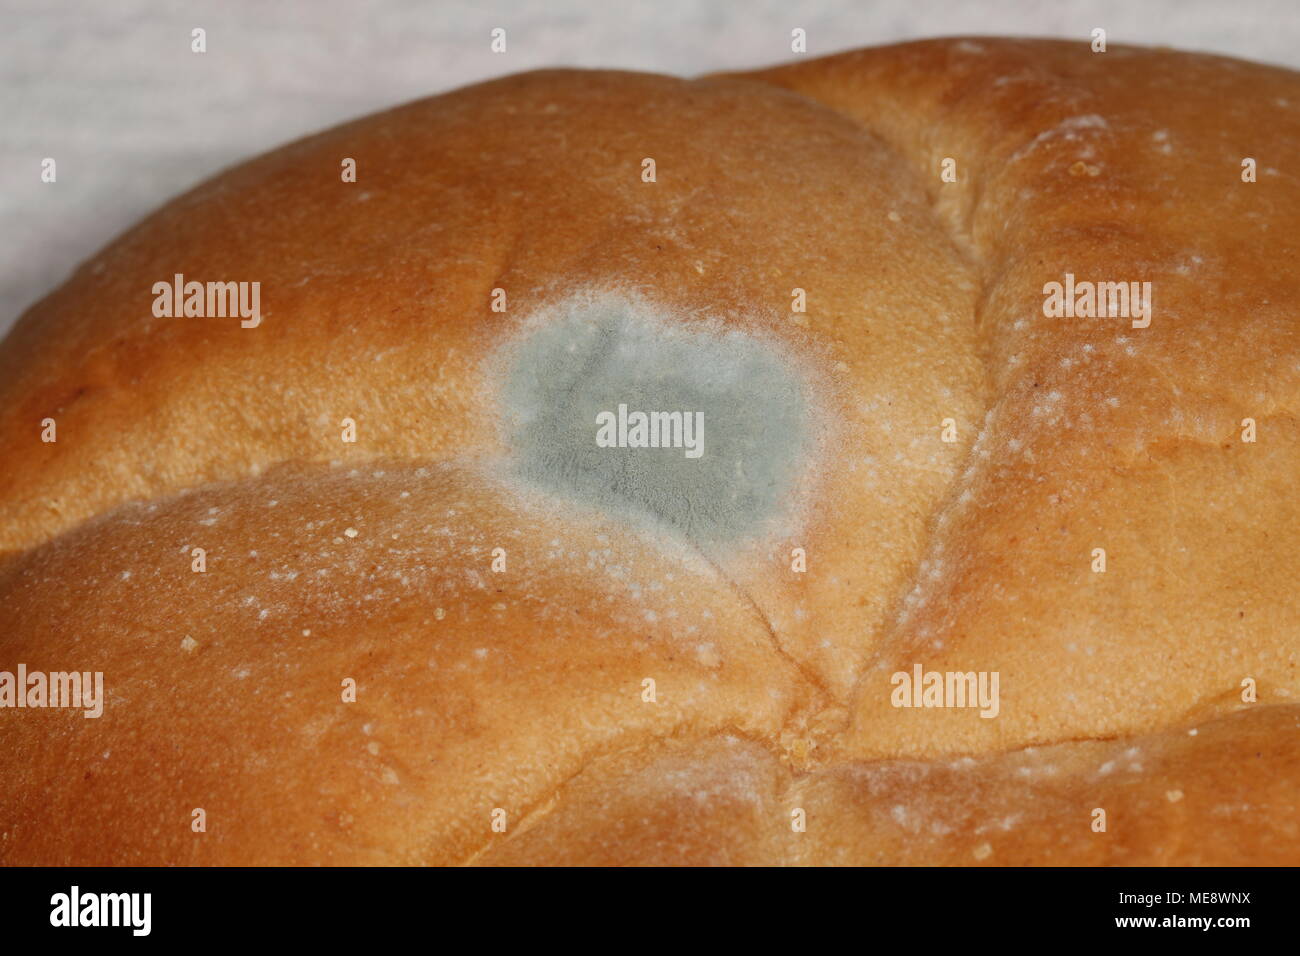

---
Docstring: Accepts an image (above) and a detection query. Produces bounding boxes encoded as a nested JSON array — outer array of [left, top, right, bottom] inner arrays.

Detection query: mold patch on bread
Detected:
[[496, 295, 812, 548]]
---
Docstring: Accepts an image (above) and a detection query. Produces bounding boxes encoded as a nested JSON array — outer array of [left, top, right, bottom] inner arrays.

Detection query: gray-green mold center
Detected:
[[501, 300, 809, 544]]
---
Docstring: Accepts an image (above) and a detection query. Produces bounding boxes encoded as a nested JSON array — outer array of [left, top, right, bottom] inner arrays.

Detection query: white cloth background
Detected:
[[2, 0, 1298, 337]]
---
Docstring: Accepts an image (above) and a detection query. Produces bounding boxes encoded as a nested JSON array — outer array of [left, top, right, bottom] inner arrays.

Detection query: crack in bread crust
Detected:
[[3, 38, 1300, 864]]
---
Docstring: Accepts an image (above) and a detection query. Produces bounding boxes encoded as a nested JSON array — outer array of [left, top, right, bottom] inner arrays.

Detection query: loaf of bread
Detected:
[[1, 37, 1298, 865]]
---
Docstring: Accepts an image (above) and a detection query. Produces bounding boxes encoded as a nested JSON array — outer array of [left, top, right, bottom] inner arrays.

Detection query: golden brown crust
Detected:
[[479, 706, 1300, 866], [731, 38, 1300, 757], [0, 461, 811, 864], [1, 38, 1298, 865]]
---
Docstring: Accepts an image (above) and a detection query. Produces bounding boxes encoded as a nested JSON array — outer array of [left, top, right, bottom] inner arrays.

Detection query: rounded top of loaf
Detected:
[[2, 37, 1299, 865]]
